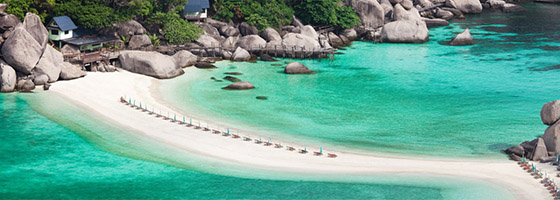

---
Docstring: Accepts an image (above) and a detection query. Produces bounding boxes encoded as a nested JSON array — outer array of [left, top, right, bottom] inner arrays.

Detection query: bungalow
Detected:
[[47, 16, 77, 48], [183, 0, 210, 22]]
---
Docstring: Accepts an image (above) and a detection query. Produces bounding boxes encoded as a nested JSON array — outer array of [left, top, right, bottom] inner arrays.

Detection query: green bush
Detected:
[[294, 0, 361, 29], [213, 0, 294, 30], [147, 12, 203, 44]]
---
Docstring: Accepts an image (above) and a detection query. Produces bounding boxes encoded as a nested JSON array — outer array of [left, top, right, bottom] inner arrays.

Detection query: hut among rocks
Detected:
[[183, 0, 210, 22]]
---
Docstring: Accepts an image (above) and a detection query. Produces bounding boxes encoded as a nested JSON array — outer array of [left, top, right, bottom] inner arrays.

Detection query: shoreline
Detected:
[[46, 69, 549, 199]]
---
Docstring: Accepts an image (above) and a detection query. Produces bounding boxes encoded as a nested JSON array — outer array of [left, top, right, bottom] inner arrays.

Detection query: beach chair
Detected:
[[299, 149, 308, 154], [212, 129, 221, 134], [328, 153, 337, 158], [222, 132, 230, 136], [264, 142, 272, 146], [203, 127, 210, 131], [232, 134, 240, 139], [313, 151, 323, 156], [255, 139, 263, 144], [274, 144, 283, 148], [243, 137, 252, 141], [287, 146, 295, 151]]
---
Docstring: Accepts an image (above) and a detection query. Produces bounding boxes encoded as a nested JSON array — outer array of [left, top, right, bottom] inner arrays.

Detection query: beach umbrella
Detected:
[[227, 128, 230, 134], [305, 147, 307, 151], [556, 153, 559, 163], [522, 154, 525, 163], [133, 100, 136, 106], [129, 98, 131, 104], [190, 118, 192, 125], [139, 102, 142, 108], [320, 147, 322, 154], [183, 116, 185, 123], [145, 104, 147, 110], [174, 114, 176, 121], [198, 121, 201, 127], [269, 137, 271, 143]]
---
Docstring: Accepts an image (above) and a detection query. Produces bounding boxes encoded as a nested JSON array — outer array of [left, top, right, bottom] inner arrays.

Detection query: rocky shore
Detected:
[[0, 0, 533, 93]]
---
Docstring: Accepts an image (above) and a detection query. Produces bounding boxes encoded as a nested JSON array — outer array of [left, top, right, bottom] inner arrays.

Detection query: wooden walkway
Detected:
[[169, 44, 335, 59]]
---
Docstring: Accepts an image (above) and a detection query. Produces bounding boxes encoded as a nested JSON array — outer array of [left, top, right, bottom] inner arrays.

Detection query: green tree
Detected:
[[294, 0, 360, 29], [147, 12, 202, 44]]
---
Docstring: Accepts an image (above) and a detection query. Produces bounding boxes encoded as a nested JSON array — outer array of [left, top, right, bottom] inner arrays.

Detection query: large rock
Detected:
[[261, 28, 282, 42], [196, 34, 220, 47], [23, 13, 48, 50], [219, 25, 240, 37], [345, 0, 385, 28], [532, 137, 548, 161], [107, 20, 146, 40], [282, 33, 321, 49], [401, 0, 413, 9], [232, 47, 251, 61], [292, 15, 304, 27], [239, 22, 258, 36], [119, 51, 184, 79], [61, 44, 80, 55], [544, 121, 560, 153], [236, 35, 266, 50], [328, 32, 345, 48], [201, 23, 220, 36], [221, 36, 239, 49], [17, 79, 35, 92], [446, 0, 483, 14], [0, 14, 21, 32], [1, 26, 42, 74], [381, 20, 429, 43], [449, 28, 474, 46], [173, 50, 197, 68], [393, 4, 421, 21], [0, 60, 16, 92], [206, 18, 227, 28], [128, 34, 152, 49], [59, 62, 86, 80], [505, 145, 524, 157], [436, 9, 454, 20], [300, 25, 318, 41], [0, 3, 6, 14], [542, 100, 560, 125], [284, 62, 315, 74], [33, 74, 49, 85], [502, 3, 525, 13], [342, 29, 358, 41], [34, 45, 63, 82], [223, 81, 255, 90]]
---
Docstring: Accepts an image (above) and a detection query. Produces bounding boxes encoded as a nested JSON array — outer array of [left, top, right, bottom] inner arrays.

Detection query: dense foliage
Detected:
[[1, 0, 201, 44], [212, 0, 294, 31], [147, 12, 202, 44], [294, 0, 361, 29], [211, 0, 360, 30]]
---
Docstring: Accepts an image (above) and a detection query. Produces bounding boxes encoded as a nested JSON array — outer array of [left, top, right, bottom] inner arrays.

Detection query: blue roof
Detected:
[[183, 0, 210, 12], [52, 16, 77, 31]]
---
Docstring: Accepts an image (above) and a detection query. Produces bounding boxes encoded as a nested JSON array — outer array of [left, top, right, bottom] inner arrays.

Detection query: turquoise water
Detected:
[[166, 3, 560, 158], [0, 93, 513, 199], [1, 3, 558, 199]]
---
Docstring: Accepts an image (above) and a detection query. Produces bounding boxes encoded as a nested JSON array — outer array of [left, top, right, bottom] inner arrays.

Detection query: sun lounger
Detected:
[[287, 146, 295, 151], [203, 127, 210, 131], [232, 134, 240, 139], [299, 149, 308, 154], [243, 137, 252, 141], [264, 142, 272, 146], [314, 152, 323, 156], [212, 130, 221, 134], [274, 144, 283, 148], [328, 153, 337, 158], [255, 140, 263, 144]]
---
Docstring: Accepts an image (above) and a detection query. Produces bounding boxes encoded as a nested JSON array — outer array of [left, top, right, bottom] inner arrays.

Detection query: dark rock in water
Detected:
[[225, 72, 243, 75], [210, 77, 217, 80], [284, 62, 315, 74], [260, 54, 278, 62], [509, 154, 522, 161], [224, 76, 241, 82], [530, 65, 560, 72], [223, 81, 255, 90], [505, 145, 524, 157], [271, 64, 283, 66], [423, 18, 449, 28], [502, 3, 525, 13], [195, 62, 216, 69], [449, 28, 474, 46], [43, 83, 50, 90], [256, 96, 268, 100]]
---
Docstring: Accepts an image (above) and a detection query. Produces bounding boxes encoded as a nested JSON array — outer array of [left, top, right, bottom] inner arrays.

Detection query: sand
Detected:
[[48, 69, 551, 199]]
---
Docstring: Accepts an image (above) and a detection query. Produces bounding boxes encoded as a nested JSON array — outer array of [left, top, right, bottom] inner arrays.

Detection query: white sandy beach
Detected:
[[48, 69, 551, 199]]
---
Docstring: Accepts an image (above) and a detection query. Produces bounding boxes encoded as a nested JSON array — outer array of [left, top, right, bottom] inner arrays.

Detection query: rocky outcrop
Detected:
[[436, 9, 454, 20], [173, 50, 197, 68], [201, 23, 220, 36], [393, 4, 421, 21], [543, 122, 560, 153], [33, 74, 48, 85], [239, 22, 258, 36], [232, 47, 251, 61], [195, 62, 216, 69], [345, 0, 385, 28], [196, 34, 220, 47], [541, 100, 560, 125], [0, 14, 21, 32], [449, 28, 474, 46], [128, 34, 152, 49], [223, 81, 255, 90], [1, 26, 42, 74], [261, 28, 282, 42], [381, 20, 429, 43], [532, 137, 548, 161], [284, 62, 315, 74], [23, 13, 48, 50], [119, 51, 184, 79], [300, 25, 318, 41], [446, 0, 483, 14], [17, 79, 35, 92], [260, 54, 278, 62], [282, 33, 321, 49], [342, 29, 357, 41], [328, 32, 345, 48], [292, 15, 304, 27], [59, 63, 86, 80], [61, 44, 80, 55], [105, 20, 146, 40], [0, 60, 16, 92], [222, 36, 239, 49], [505, 145, 524, 157], [219, 25, 240, 37], [235, 35, 266, 50]]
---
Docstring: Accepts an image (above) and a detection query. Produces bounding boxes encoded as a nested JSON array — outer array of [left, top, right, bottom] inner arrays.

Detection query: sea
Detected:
[[1, 3, 559, 199]]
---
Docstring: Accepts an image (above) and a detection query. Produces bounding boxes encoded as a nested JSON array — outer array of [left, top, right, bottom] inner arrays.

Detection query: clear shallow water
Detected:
[[166, 3, 560, 157], [0, 94, 513, 199]]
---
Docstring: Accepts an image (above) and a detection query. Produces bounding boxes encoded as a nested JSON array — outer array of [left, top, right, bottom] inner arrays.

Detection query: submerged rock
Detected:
[[260, 54, 278, 62], [449, 28, 474, 46], [504, 145, 524, 157], [502, 3, 525, 13], [256, 96, 268, 100], [224, 76, 241, 82], [194, 62, 216, 69], [284, 62, 315, 74], [223, 81, 255, 90]]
